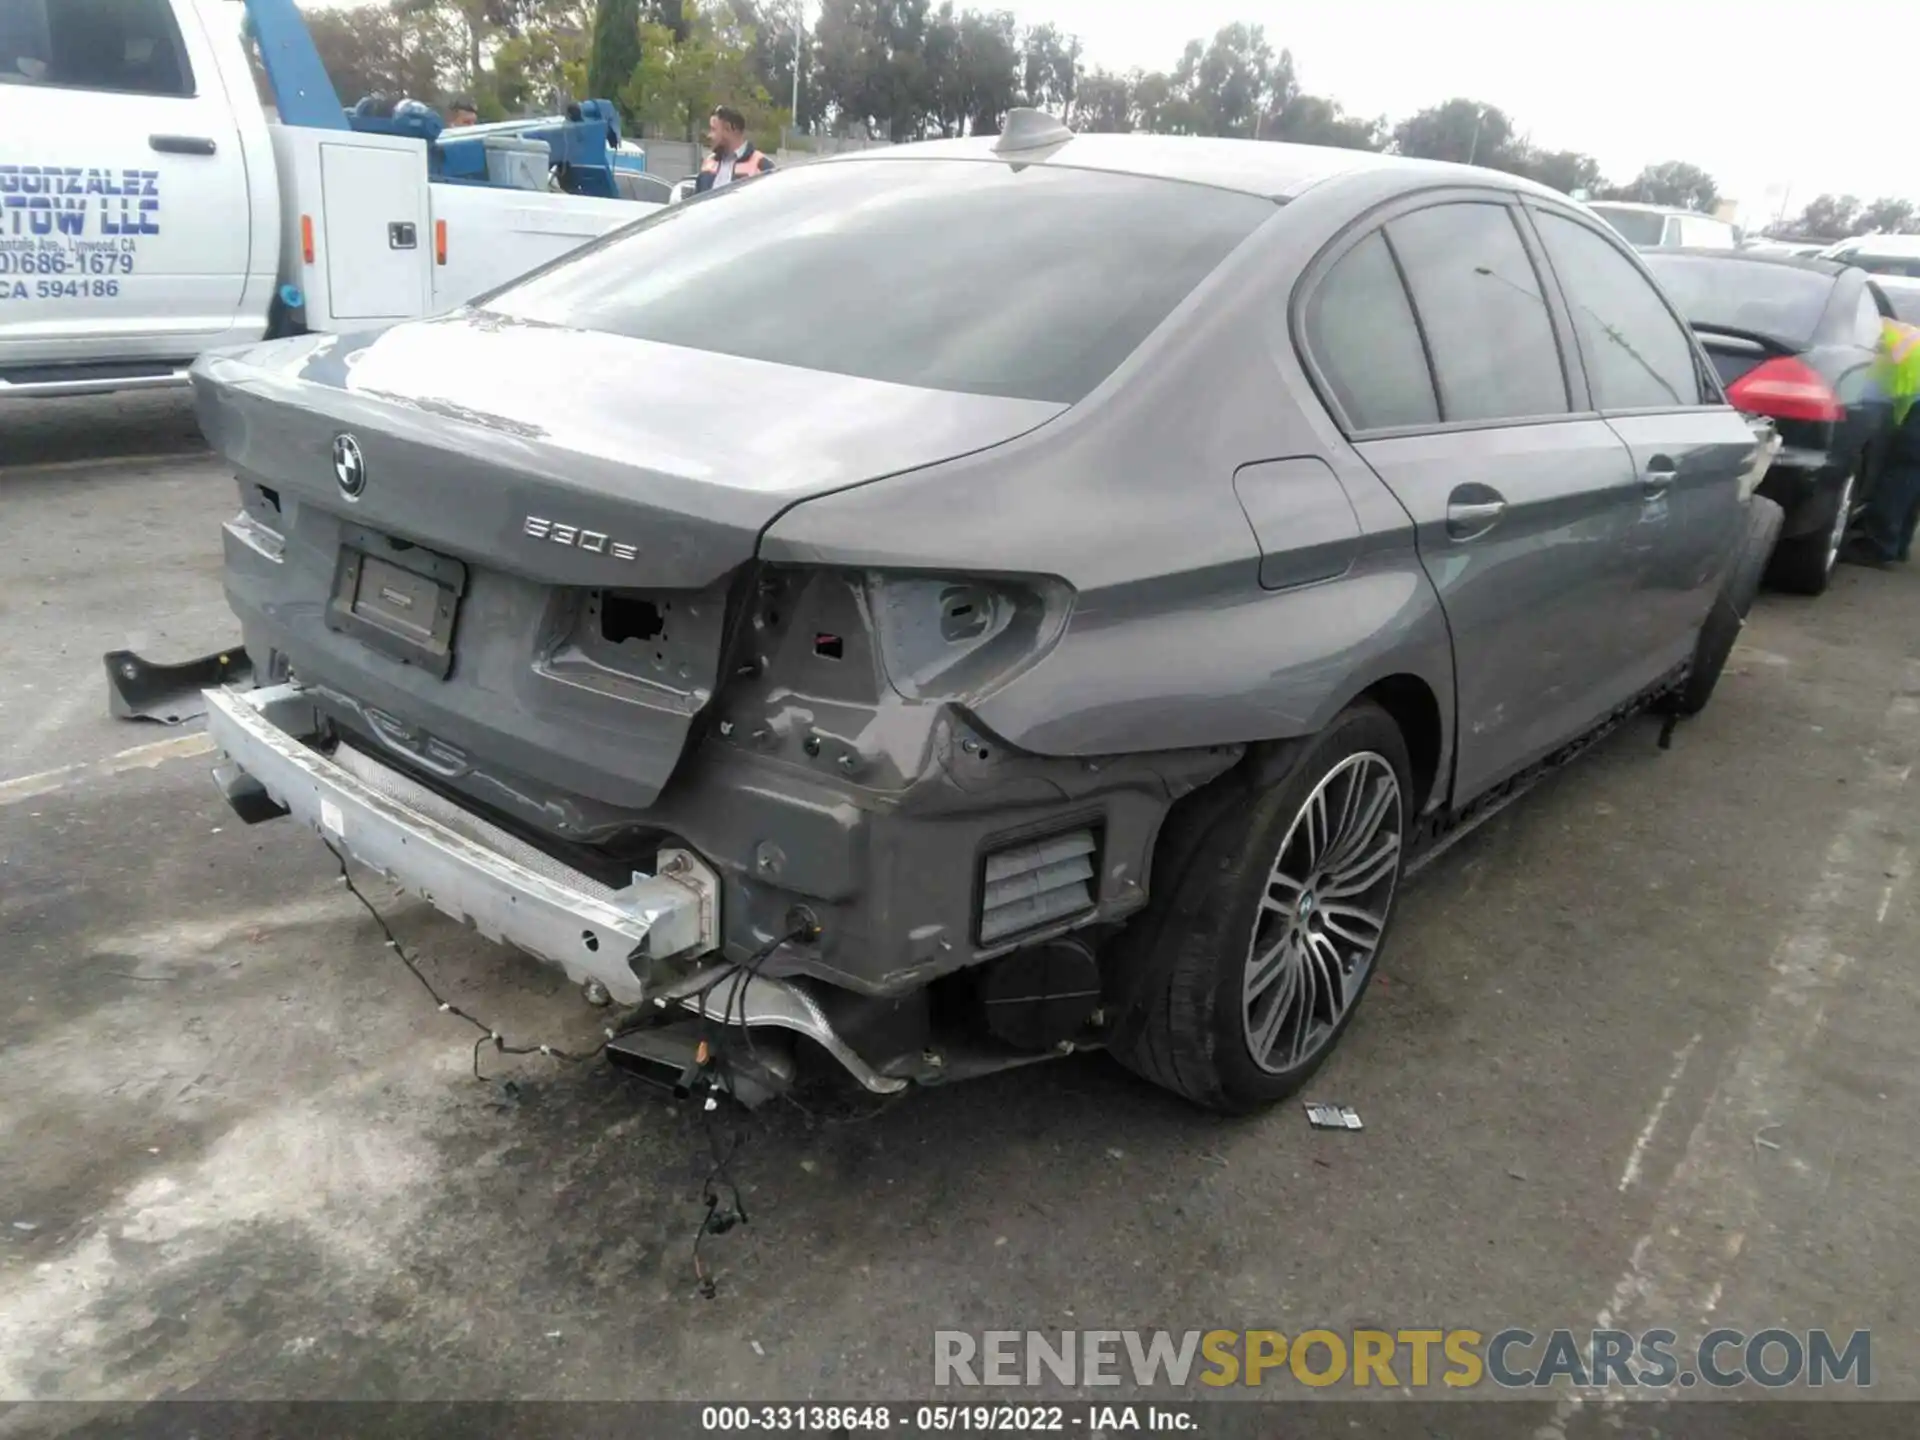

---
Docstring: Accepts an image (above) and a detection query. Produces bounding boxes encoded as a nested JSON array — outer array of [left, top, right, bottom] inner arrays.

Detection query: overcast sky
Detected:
[[306, 0, 1902, 222], [1016, 0, 1898, 223]]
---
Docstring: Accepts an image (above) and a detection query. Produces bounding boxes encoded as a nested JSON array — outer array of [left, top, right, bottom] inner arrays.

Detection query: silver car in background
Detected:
[[192, 115, 1779, 1113]]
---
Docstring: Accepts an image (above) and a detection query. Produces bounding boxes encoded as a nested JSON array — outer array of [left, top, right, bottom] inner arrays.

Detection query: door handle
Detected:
[[1642, 456, 1679, 496], [150, 134, 217, 156], [1445, 498, 1507, 539]]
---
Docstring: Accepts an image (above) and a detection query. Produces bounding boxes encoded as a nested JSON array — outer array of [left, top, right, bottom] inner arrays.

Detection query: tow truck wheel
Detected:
[[1110, 704, 1410, 1114]]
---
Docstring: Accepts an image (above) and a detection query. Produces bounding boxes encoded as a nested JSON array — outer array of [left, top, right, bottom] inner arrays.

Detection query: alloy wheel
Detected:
[[1242, 752, 1404, 1074]]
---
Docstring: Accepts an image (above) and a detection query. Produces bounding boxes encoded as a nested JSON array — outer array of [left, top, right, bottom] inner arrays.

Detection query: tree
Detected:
[[1070, 67, 1133, 132], [730, 0, 822, 134], [304, 2, 458, 106], [944, 8, 1019, 136], [1166, 24, 1293, 140], [1128, 69, 1186, 134], [588, 0, 644, 116], [492, 0, 594, 112], [1790, 195, 1861, 241], [624, 0, 783, 140], [1020, 22, 1076, 112], [1605, 161, 1719, 213], [1508, 147, 1604, 196], [1858, 197, 1918, 236], [814, 0, 941, 141], [1268, 93, 1384, 151], [1392, 98, 1516, 167]]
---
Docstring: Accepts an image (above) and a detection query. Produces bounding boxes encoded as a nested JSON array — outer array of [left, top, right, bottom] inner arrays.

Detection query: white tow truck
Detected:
[[0, 0, 661, 399]]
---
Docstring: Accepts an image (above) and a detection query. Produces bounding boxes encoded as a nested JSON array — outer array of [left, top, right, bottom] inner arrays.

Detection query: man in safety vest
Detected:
[[1850, 317, 1920, 563], [696, 105, 774, 193]]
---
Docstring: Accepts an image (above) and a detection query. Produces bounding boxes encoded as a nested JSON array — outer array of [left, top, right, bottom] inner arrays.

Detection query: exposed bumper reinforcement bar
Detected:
[[204, 683, 717, 1007]]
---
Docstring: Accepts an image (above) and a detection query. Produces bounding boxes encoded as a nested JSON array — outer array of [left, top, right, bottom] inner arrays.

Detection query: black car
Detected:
[[1643, 248, 1897, 594]]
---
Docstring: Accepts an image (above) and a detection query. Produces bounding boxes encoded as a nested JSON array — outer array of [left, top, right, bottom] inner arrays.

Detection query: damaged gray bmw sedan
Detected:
[[192, 114, 1781, 1112]]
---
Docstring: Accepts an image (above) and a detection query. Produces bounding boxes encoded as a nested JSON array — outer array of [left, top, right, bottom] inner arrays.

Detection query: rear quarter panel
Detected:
[[759, 171, 1458, 803]]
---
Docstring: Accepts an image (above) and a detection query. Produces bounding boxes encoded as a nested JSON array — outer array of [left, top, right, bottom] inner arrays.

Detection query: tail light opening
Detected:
[[1726, 356, 1843, 424]]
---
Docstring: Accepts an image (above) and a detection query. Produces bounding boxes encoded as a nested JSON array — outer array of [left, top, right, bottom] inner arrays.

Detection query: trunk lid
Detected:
[[196, 314, 1063, 821], [196, 313, 1064, 590]]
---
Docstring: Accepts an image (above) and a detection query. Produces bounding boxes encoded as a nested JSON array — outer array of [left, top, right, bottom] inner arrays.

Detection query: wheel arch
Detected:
[[1246, 669, 1450, 814], [1352, 672, 1446, 815]]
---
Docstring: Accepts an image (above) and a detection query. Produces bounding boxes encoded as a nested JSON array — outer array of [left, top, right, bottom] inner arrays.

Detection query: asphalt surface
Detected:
[[4, 392, 1920, 1424]]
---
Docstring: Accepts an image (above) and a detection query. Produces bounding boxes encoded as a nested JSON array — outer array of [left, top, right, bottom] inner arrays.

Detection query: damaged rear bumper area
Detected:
[[204, 682, 908, 1099]]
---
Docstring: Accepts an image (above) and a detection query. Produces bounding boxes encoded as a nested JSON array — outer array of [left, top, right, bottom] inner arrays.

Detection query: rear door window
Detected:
[[0, 0, 194, 95], [1384, 201, 1569, 424], [1301, 230, 1438, 430], [1536, 211, 1711, 410]]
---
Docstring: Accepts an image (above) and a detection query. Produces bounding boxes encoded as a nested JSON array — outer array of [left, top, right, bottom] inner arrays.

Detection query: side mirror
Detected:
[[670, 176, 697, 204]]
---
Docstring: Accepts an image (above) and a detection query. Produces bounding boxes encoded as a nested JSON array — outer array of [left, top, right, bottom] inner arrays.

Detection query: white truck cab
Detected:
[[1, 0, 276, 391], [0, 0, 658, 399]]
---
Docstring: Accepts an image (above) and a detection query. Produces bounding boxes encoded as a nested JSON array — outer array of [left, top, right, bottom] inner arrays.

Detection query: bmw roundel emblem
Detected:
[[332, 433, 366, 499]]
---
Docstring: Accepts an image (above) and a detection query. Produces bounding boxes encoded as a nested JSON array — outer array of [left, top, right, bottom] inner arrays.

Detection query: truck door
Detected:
[[0, 0, 249, 368]]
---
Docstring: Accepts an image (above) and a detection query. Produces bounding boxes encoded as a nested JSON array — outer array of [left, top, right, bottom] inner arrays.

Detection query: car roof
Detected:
[[1825, 234, 1920, 258], [1642, 246, 1848, 278], [1587, 200, 1723, 219], [818, 130, 1565, 203]]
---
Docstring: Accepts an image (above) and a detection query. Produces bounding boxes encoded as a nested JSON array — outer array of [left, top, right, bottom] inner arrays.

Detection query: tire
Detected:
[[1767, 467, 1855, 596], [1668, 496, 1783, 717], [1109, 703, 1411, 1113]]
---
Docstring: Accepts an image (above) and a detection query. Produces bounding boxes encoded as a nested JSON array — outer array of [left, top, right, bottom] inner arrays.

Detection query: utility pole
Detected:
[[791, 0, 803, 136], [1466, 104, 1487, 167]]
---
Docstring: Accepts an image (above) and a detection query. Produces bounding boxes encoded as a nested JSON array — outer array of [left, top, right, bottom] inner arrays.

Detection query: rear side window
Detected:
[[488, 159, 1273, 404], [1537, 212, 1709, 410], [1844, 252, 1920, 279], [1385, 202, 1569, 423], [1302, 231, 1438, 430], [0, 0, 193, 95]]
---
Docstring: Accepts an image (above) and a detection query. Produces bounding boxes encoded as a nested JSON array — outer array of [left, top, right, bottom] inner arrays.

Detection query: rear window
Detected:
[[1839, 251, 1920, 280], [485, 159, 1274, 404], [1588, 206, 1666, 247], [1641, 253, 1835, 345]]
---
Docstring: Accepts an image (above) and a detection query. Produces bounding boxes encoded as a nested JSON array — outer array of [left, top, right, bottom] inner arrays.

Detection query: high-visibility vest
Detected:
[[1879, 319, 1920, 426], [696, 145, 772, 192]]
